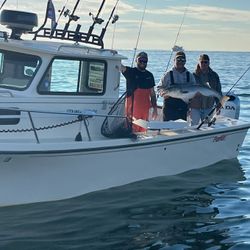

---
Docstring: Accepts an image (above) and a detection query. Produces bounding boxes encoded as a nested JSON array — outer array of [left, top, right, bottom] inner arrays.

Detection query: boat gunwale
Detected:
[[0, 123, 249, 155]]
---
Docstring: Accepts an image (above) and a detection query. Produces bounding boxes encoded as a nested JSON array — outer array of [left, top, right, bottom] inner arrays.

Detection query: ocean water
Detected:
[[0, 51, 250, 250]]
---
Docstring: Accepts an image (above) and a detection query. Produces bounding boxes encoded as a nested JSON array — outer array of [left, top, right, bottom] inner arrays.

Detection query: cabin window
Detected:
[[38, 58, 106, 95], [0, 50, 40, 90]]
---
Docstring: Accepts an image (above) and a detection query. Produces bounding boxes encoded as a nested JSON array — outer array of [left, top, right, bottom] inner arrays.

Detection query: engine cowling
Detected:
[[220, 94, 240, 119]]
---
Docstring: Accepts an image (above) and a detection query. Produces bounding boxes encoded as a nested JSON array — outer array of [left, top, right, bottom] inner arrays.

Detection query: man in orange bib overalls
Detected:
[[121, 52, 158, 132]]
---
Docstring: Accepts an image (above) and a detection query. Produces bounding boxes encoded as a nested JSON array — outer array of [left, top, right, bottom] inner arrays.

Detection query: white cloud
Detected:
[[147, 4, 250, 23], [2, 1, 249, 51]]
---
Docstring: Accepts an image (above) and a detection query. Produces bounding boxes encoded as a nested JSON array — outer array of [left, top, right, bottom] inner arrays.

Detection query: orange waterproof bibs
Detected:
[[126, 88, 151, 132]]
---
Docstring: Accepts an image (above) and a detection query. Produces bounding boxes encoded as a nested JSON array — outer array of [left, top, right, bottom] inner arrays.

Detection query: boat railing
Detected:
[[33, 28, 104, 48], [0, 108, 127, 143]]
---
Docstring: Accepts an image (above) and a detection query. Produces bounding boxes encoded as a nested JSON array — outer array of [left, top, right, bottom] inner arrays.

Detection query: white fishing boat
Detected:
[[172, 45, 184, 52], [0, 3, 249, 207]]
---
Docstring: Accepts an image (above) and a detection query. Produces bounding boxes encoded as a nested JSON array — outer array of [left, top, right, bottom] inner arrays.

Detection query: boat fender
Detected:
[[220, 94, 240, 119]]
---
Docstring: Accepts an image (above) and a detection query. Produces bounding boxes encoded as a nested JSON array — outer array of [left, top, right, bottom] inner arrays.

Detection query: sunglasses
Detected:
[[138, 58, 148, 64], [200, 61, 209, 64], [176, 58, 186, 63]]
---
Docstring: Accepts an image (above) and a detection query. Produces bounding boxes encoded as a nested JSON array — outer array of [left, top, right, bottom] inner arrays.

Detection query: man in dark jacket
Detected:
[[190, 54, 222, 125]]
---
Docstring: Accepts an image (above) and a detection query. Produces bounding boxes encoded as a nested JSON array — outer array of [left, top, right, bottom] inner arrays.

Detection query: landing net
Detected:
[[101, 92, 133, 138]]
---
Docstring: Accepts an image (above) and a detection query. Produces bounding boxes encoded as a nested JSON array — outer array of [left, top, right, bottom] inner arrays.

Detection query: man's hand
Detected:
[[163, 94, 170, 99], [116, 64, 126, 73]]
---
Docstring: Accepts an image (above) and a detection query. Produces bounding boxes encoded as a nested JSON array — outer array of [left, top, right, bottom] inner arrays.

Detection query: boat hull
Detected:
[[0, 126, 248, 206]]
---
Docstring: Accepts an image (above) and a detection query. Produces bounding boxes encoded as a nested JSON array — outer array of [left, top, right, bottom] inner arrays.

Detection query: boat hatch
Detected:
[[0, 50, 41, 90]]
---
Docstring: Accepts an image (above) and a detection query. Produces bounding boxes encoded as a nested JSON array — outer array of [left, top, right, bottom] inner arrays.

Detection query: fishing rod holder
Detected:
[[69, 15, 79, 22], [32, 0, 119, 48], [33, 28, 104, 48]]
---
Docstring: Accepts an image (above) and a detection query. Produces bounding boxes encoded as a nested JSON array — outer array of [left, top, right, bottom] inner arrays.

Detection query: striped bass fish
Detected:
[[158, 84, 222, 103]]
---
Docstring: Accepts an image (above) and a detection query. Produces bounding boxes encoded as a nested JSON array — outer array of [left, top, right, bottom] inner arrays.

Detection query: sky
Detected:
[[2, 0, 250, 51]]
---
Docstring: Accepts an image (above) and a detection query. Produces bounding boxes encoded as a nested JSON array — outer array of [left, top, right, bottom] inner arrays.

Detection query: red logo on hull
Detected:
[[213, 135, 227, 142]]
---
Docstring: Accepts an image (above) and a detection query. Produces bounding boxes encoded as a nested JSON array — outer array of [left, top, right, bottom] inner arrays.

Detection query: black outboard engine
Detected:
[[0, 10, 38, 39]]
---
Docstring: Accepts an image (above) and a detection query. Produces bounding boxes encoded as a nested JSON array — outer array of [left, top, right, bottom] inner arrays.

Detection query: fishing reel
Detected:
[[208, 117, 216, 127], [207, 109, 219, 127], [63, 9, 70, 17], [89, 12, 104, 25], [112, 14, 119, 24], [63, 9, 79, 22]]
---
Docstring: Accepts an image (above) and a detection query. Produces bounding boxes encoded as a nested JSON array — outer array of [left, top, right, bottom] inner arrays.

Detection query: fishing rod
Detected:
[[99, 0, 119, 40], [0, 0, 7, 11], [86, 0, 106, 41], [49, 0, 70, 37], [156, 1, 189, 100], [51, 0, 69, 33], [111, 14, 117, 49], [57, 0, 69, 24], [197, 65, 250, 130], [165, 0, 190, 71], [131, 0, 148, 67], [62, 0, 80, 37]]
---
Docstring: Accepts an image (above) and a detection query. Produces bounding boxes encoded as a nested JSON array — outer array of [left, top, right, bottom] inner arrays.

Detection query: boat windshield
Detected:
[[0, 50, 40, 90]]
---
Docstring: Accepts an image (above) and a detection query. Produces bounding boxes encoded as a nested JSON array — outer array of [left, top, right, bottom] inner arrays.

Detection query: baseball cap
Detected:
[[175, 51, 186, 60], [136, 51, 148, 59], [199, 54, 210, 61]]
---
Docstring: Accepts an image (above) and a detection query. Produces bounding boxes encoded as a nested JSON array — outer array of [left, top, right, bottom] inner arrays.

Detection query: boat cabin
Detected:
[[0, 9, 127, 142]]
